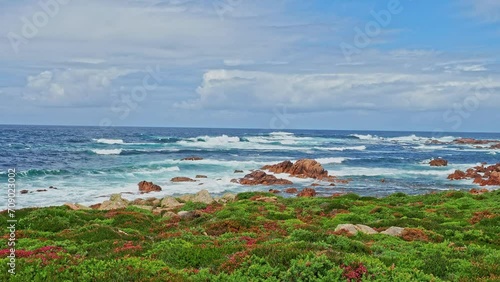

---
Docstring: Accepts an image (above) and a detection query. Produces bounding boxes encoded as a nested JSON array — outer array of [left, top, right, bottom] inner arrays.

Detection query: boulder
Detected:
[[262, 159, 329, 179], [161, 196, 183, 208], [269, 189, 280, 194], [447, 170, 466, 180], [182, 156, 203, 161], [429, 159, 448, 166], [193, 190, 214, 204], [297, 188, 316, 197], [221, 193, 237, 202], [195, 175, 208, 178], [138, 181, 162, 193], [355, 224, 378, 235], [232, 170, 293, 186], [20, 190, 29, 194], [334, 224, 359, 235], [253, 196, 278, 203], [179, 194, 195, 202], [262, 160, 293, 174], [380, 226, 405, 236], [289, 159, 328, 179], [177, 210, 201, 220], [99, 194, 129, 210], [171, 177, 196, 182], [234, 170, 244, 173], [284, 188, 298, 194], [490, 143, 500, 149]]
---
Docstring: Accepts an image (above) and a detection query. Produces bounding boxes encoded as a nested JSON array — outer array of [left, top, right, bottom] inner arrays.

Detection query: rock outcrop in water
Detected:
[[138, 181, 162, 193], [262, 159, 331, 180], [171, 177, 196, 182], [448, 163, 500, 186], [231, 170, 293, 185], [181, 156, 203, 161], [429, 159, 448, 166]]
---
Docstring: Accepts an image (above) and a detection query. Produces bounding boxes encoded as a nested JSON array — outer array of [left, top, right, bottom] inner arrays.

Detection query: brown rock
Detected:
[[195, 175, 208, 178], [490, 143, 500, 149], [262, 159, 330, 180], [262, 160, 293, 174], [232, 170, 293, 186], [181, 156, 203, 161], [429, 159, 448, 166], [20, 190, 29, 194], [234, 170, 244, 173], [268, 189, 280, 194], [310, 183, 320, 186], [297, 188, 316, 197], [454, 138, 493, 145], [138, 181, 162, 193], [447, 170, 466, 180], [171, 177, 196, 182], [284, 188, 298, 193]]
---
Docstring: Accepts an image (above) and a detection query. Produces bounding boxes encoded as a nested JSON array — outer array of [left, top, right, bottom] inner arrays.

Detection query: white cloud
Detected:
[[463, 0, 500, 22], [178, 67, 500, 112], [24, 68, 132, 106]]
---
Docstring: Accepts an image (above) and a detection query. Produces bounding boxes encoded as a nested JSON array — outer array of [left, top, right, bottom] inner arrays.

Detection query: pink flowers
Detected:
[[341, 262, 368, 282]]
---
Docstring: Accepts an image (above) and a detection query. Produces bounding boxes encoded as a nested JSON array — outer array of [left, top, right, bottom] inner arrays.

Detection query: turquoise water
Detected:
[[1, 125, 499, 208]]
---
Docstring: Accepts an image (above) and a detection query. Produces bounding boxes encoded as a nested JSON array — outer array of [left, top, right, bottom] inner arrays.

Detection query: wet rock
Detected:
[[430, 158, 448, 166], [380, 226, 405, 236], [284, 188, 298, 193], [297, 188, 316, 197], [490, 143, 500, 149], [36, 189, 47, 192], [262, 159, 329, 179], [49, 186, 58, 189], [160, 196, 183, 208], [195, 175, 207, 178], [171, 177, 196, 182], [269, 189, 280, 194], [181, 156, 203, 161], [234, 170, 244, 173], [232, 170, 293, 185], [138, 181, 162, 193], [447, 170, 466, 180], [20, 190, 29, 194]]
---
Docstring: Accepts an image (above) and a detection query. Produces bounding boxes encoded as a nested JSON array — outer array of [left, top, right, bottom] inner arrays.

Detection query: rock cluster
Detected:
[[262, 159, 329, 179], [429, 159, 448, 166], [335, 224, 405, 237], [297, 188, 317, 197], [138, 181, 162, 193], [181, 156, 203, 161], [447, 163, 500, 186], [171, 177, 196, 182], [231, 170, 293, 185]]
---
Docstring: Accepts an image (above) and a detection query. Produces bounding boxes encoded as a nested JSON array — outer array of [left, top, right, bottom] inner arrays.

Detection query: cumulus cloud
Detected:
[[23, 68, 132, 106], [178, 67, 500, 112]]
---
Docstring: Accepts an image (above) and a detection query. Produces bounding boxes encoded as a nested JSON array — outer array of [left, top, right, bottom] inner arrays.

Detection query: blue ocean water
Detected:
[[1, 125, 499, 208]]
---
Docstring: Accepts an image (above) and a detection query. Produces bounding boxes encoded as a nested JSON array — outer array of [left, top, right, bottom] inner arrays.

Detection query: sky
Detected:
[[0, 0, 499, 132]]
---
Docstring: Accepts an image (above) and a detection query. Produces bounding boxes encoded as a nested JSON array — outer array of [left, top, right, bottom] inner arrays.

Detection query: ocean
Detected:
[[1, 125, 499, 208]]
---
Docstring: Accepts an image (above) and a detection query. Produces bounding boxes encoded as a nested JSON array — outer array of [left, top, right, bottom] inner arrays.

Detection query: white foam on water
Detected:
[[91, 149, 122, 155], [315, 157, 348, 164], [350, 134, 382, 140], [318, 145, 366, 151], [269, 131, 294, 136], [93, 138, 124, 145]]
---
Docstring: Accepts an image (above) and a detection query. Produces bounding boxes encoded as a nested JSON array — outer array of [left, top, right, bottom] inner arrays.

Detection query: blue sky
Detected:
[[0, 0, 499, 132]]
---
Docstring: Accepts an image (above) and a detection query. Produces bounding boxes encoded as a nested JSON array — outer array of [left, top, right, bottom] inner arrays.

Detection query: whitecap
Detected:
[[93, 138, 124, 145], [315, 157, 347, 164], [317, 145, 366, 151], [91, 149, 122, 155]]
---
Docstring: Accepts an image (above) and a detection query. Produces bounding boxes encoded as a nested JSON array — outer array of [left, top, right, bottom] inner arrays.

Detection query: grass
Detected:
[[1, 190, 499, 281]]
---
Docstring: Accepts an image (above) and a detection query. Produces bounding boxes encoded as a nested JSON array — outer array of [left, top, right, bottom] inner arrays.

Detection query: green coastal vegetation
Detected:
[[1, 189, 499, 281]]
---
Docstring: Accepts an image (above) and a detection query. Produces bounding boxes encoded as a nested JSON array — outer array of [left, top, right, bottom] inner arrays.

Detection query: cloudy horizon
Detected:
[[1, 0, 499, 132]]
